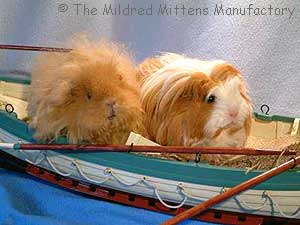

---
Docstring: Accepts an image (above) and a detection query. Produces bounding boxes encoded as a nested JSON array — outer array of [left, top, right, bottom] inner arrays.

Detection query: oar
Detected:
[[0, 143, 297, 155], [161, 156, 300, 225], [0, 44, 71, 53]]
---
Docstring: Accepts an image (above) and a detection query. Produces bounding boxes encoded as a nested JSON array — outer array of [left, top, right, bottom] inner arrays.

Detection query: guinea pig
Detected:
[[28, 36, 147, 144], [139, 53, 252, 154]]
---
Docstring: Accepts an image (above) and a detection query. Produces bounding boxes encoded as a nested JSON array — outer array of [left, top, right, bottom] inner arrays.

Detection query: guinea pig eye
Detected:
[[86, 91, 92, 100], [206, 95, 216, 104], [116, 74, 123, 81]]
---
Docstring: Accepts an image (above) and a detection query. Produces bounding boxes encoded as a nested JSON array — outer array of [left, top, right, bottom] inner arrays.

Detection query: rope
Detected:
[[20, 150, 46, 165], [72, 160, 110, 184], [178, 184, 205, 201], [221, 187, 300, 218], [221, 187, 268, 211], [154, 188, 187, 209], [182, 185, 268, 211], [73, 160, 187, 209], [45, 155, 72, 176], [109, 170, 145, 186], [143, 180, 187, 209], [20, 150, 71, 177], [104, 170, 187, 208], [234, 194, 268, 210], [266, 192, 300, 219]]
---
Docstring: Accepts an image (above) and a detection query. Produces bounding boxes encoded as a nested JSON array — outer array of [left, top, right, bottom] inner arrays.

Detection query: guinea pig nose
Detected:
[[106, 100, 117, 120], [228, 109, 238, 118]]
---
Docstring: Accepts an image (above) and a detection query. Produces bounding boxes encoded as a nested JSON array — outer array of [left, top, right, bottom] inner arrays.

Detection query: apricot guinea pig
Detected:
[[28, 36, 147, 144]]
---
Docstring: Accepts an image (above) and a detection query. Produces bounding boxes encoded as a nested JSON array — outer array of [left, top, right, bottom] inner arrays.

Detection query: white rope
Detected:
[[45, 155, 72, 176], [234, 194, 268, 211], [144, 180, 187, 209], [221, 187, 268, 211], [72, 160, 110, 184], [181, 184, 268, 211], [109, 170, 145, 186], [154, 188, 187, 209], [20, 150, 46, 165], [221, 188, 300, 218], [266, 192, 300, 219], [178, 184, 205, 201], [72, 162, 187, 209], [25, 154, 45, 165], [21, 149, 72, 177]]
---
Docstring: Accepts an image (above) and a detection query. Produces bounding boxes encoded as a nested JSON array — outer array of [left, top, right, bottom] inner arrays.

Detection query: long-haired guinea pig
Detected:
[[28, 36, 147, 144], [139, 53, 252, 151]]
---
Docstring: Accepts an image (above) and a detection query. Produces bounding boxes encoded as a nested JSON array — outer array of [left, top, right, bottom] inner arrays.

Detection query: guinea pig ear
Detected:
[[211, 62, 251, 102], [139, 57, 163, 77], [210, 63, 240, 82], [47, 64, 80, 106], [179, 72, 214, 100], [155, 72, 211, 112], [47, 81, 73, 106]]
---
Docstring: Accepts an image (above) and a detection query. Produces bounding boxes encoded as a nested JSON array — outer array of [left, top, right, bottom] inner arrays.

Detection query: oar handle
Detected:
[[0, 143, 15, 149]]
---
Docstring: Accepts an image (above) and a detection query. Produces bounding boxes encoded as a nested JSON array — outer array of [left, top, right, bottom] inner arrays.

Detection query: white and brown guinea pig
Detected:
[[28, 36, 147, 144], [139, 53, 252, 153]]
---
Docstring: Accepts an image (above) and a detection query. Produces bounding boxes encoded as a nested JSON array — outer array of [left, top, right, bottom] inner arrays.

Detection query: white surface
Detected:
[[0, 0, 299, 116]]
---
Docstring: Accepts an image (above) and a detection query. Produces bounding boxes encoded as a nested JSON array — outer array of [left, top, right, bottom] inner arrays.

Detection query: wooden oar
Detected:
[[161, 156, 300, 225], [0, 44, 71, 53], [0, 143, 297, 155]]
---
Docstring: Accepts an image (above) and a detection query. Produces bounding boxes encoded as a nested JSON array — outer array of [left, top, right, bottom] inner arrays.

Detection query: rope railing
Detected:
[[13, 149, 300, 219]]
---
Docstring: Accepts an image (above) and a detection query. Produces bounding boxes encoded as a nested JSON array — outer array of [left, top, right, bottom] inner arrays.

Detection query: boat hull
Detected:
[[1, 150, 299, 225], [1, 125, 300, 224]]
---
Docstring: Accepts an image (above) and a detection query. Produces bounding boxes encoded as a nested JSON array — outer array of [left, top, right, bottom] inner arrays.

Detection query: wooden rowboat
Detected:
[[0, 75, 300, 225], [0, 43, 300, 224]]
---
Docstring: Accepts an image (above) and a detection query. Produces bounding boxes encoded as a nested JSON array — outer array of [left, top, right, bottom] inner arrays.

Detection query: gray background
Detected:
[[0, 0, 299, 117]]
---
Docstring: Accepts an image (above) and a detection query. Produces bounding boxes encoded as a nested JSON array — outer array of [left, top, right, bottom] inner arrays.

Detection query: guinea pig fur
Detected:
[[28, 36, 147, 144], [139, 53, 252, 151]]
